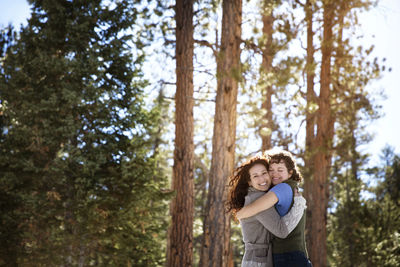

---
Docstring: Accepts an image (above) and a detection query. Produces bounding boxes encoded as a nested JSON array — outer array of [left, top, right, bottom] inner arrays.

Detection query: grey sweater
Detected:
[[239, 188, 306, 267]]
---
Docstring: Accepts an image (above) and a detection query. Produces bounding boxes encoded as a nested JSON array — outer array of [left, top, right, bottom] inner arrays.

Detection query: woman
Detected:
[[227, 155, 306, 267], [236, 150, 312, 267]]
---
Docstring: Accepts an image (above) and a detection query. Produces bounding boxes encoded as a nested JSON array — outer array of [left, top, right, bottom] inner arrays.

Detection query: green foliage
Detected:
[[0, 0, 395, 266], [230, 220, 245, 267], [327, 171, 368, 266], [328, 147, 400, 267], [0, 0, 170, 266], [360, 149, 400, 266]]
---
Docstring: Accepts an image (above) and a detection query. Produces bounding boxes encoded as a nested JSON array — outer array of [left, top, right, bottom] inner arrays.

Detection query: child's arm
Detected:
[[236, 183, 293, 219]]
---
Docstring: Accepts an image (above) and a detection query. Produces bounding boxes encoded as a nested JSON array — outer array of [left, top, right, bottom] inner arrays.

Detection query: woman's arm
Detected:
[[236, 190, 278, 219], [253, 195, 306, 238], [236, 183, 293, 219], [279, 195, 306, 235]]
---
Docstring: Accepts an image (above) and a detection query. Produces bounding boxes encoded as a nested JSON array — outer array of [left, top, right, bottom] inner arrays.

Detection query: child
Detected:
[[227, 155, 307, 267], [236, 150, 312, 267]]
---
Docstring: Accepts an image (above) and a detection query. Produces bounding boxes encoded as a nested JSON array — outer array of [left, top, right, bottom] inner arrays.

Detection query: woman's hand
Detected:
[[236, 208, 245, 220], [294, 187, 302, 197]]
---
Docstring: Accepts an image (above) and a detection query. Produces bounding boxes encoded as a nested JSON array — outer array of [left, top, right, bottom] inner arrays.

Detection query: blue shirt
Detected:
[[269, 183, 293, 216]]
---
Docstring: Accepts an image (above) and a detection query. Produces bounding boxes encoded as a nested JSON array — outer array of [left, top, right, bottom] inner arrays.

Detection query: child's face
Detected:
[[248, 163, 271, 191], [269, 160, 293, 185]]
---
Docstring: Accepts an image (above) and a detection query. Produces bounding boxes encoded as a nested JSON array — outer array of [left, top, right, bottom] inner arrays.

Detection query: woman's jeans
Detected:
[[273, 251, 312, 267]]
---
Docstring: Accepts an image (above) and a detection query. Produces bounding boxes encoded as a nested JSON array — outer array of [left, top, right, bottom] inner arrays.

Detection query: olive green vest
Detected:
[[272, 179, 308, 256]]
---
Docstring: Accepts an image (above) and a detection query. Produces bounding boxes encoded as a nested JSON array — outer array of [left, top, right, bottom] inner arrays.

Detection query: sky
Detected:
[[356, 0, 400, 163], [0, 0, 399, 165]]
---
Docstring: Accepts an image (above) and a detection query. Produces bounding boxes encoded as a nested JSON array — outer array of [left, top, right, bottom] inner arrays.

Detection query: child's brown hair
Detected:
[[264, 150, 303, 183]]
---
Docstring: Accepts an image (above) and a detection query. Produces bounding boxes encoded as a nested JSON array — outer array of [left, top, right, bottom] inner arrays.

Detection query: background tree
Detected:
[[167, 0, 195, 266], [306, 0, 383, 265], [259, 0, 275, 150], [367, 148, 400, 266], [200, 0, 242, 266], [310, 1, 335, 264], [238, 0, 302, 155], [329, 147, 400, 266], [301, 0, 317, 253], [0, 0, 170, 265]]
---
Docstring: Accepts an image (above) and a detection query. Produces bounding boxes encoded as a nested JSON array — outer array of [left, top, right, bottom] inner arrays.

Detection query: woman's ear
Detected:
[[289, 170, 293, 177]]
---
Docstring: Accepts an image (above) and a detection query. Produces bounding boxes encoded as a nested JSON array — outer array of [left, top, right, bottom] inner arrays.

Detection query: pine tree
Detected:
[[200, 0, 242, 266], [0, 1, 169, 265], [307, 0, 383, 265], [259, 0, 275, 150], [167, 0, 195, 265], [329, 147, 400, 266], [368, 148, 400, 266]]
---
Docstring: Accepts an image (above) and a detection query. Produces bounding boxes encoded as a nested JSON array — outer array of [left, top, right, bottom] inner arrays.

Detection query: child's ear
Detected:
[[289, 170, 293, 177]]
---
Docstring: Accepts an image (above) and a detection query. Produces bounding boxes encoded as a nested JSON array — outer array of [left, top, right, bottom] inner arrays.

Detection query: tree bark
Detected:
[[310, 1, 335, 266], [200, 0, 242, 266], [167, 0, 195, 266], [260, 2, 274, 151], [303, 0, 316, 259]]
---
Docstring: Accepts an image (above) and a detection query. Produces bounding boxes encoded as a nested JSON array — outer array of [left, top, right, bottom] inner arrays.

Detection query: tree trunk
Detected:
[[335, 2, 358, 264], [310, 1, 335, 266], [167, 0, 195, 266], [303, 0, 316, 259], [260, 2, 274, 151], [200, 0, 242, 266]]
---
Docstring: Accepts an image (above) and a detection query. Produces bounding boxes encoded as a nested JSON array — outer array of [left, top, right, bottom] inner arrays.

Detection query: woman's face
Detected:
[[248, 163, 271, 191], [268, 160, 293, 185]]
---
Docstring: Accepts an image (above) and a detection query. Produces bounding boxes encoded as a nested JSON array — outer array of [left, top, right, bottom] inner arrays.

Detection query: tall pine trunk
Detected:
[[311, 1, 335, 266], [335, 2, 357, 264], [260, 2, 274, 151], [167, 0, 195, 266], [200, 0, 242, 266], [303, 0, 316, 259]]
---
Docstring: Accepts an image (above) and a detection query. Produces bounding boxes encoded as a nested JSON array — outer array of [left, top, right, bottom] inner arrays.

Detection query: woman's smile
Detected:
[[248, 163, 271, 191]]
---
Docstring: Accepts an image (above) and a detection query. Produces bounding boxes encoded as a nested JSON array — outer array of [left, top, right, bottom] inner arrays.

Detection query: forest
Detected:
[[0, 0, 399, 266]]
